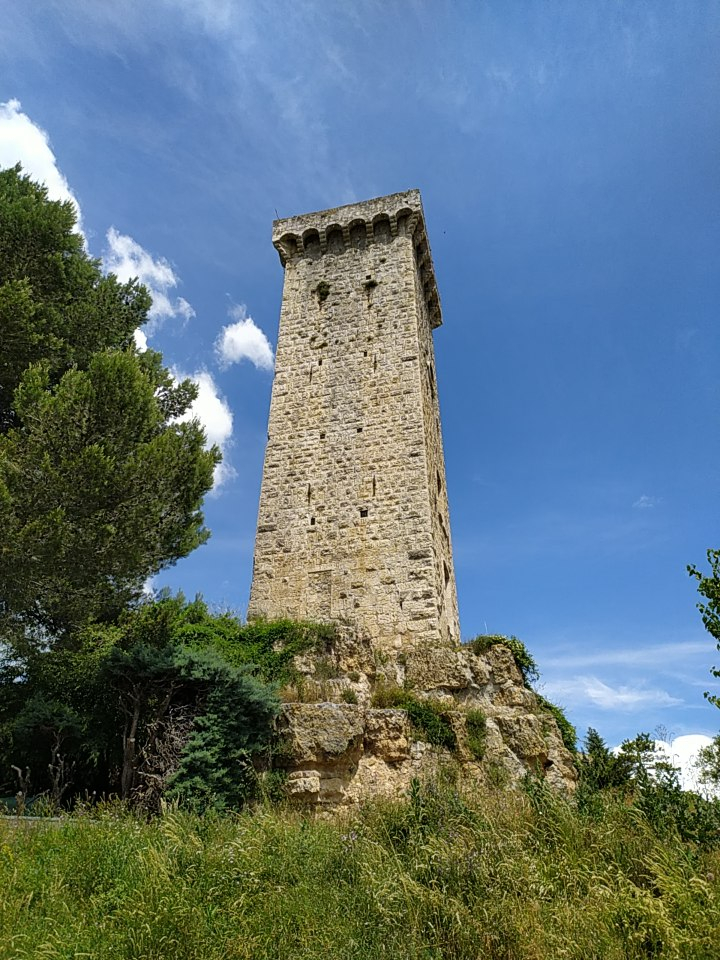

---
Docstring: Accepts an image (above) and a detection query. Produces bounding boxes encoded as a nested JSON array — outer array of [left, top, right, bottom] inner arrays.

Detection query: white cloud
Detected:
[[133, 328, 149, 353], [172, 368, 235, 490], [103, 227, 195, 333], [0, 98, 83, 234], [610, 734, 718, 798], [633, 494, 661, 509], [215, 305, 274, 371], [543, 675, 683, 711], [656, 734, 718, 796], [543, 639, 709, 672]]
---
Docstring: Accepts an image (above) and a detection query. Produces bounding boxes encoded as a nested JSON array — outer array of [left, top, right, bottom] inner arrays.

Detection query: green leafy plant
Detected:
[[688, 549, 720, 708], [371, 685, 456, 750], [209, 617, 337, 686], [535, 694, 577, 753], [468, 634, 540, 687], [465, 709, 487, 760]]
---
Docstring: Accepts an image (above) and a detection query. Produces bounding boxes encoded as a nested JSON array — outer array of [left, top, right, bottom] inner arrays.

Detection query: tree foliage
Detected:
[[0, 166, 219, 644], [0, 596, 283, 809], [688, 548, 720, 708], [0, 166, 149, 429]]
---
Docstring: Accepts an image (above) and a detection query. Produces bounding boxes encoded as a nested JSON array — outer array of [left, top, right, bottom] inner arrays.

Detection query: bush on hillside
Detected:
[[467, 634, 540, 687], [371, 685, 456, 750]]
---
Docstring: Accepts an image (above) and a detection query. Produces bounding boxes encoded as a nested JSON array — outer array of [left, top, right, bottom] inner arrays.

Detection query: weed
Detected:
[[314, 280, 331, 302], [371, 685, 456, 750], [465, 709, 487, 760], [536, 694, 577, 752], [3, 781, 719, 959]]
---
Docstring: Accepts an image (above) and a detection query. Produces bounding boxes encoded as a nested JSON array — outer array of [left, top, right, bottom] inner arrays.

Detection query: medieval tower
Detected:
[[248, 190, 460, 654]]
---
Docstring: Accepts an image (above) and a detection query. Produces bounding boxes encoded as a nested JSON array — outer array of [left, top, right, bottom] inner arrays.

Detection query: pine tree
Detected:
[[0, 166, 219, 646]]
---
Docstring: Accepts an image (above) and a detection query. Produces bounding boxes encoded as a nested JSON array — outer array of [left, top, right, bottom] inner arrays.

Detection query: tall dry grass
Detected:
[[1, 779, 718, 959]]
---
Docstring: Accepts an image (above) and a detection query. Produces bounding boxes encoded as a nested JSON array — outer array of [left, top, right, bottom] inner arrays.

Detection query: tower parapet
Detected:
[[249, 189, 459, 653], [272, 190, 442, 329]]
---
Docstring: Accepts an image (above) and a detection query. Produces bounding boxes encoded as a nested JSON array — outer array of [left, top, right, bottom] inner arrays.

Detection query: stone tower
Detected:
[[248, 190, 460, 653]]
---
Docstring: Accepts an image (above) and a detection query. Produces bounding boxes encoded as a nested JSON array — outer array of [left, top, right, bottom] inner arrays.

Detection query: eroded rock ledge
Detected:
[[272, 629, 577, 807]]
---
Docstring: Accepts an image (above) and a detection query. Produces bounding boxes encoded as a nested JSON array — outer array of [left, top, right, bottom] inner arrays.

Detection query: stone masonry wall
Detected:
[[248, 190, 460, 653]]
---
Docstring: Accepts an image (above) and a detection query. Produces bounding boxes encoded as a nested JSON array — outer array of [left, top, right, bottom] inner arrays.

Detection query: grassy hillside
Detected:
[[2, 778, 719, 960]]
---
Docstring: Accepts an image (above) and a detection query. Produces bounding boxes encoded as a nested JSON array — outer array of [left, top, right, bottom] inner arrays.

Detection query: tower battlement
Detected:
[[272, 190, 442, 329], [249, 190, 459, 652]]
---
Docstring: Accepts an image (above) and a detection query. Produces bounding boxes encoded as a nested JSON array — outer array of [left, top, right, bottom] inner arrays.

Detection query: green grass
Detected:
[[465, 709, 487, 760], [2, 781, 719, 959], [371, 686, 456, 749]]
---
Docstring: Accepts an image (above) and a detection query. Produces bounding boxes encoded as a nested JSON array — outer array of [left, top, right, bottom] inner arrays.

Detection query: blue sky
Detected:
[[2, 0, 719, 749]]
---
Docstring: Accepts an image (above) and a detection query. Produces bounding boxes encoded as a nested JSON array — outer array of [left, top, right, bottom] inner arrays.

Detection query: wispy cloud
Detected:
[[633, 494, 661, 509], [215, 305, 274, 371], [103, 228, 194, 333], [542, 639, 709, 672], [0, 98, 84, 234], [543, 675, 683, 711]]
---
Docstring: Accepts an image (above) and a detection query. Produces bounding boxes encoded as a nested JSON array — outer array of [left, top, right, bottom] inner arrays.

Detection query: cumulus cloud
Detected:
[[0, 98, 83, 234], [215, 305, 274, 371], [103, 227, 195, 332], [543, 676, 683, 711], [133, 328, 149, 353], [609, 734, 718, 798], [172, 368, 235, 490], [655, 734, 718, 797]]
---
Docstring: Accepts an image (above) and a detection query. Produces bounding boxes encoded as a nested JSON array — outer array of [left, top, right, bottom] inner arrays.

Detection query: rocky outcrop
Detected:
[[273, 631, 577, 807]]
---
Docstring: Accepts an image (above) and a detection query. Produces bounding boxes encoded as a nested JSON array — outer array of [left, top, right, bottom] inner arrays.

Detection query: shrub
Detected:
[[535, 694, 577, 753], [340, 688, 358, 704], [371, 685, 456, 750], [468, 634, 540, 687], [208, 617, 338, 686], [164, 648, 280, 811]]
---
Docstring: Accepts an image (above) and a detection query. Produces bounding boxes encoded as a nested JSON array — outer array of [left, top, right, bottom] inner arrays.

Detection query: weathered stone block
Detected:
[[278, 703, 364, 765], [364, 709, 410, 762], [405, 645, 473, 691]]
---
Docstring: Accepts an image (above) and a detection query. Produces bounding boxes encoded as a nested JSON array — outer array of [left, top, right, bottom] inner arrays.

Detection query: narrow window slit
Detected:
[[359, 507, 368, 518]]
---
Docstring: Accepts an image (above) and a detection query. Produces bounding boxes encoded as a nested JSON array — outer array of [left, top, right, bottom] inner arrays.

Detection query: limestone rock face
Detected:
[[364, 709, 410, 762], [278, 703, 364, 764], [273, 633, 578, 807]]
